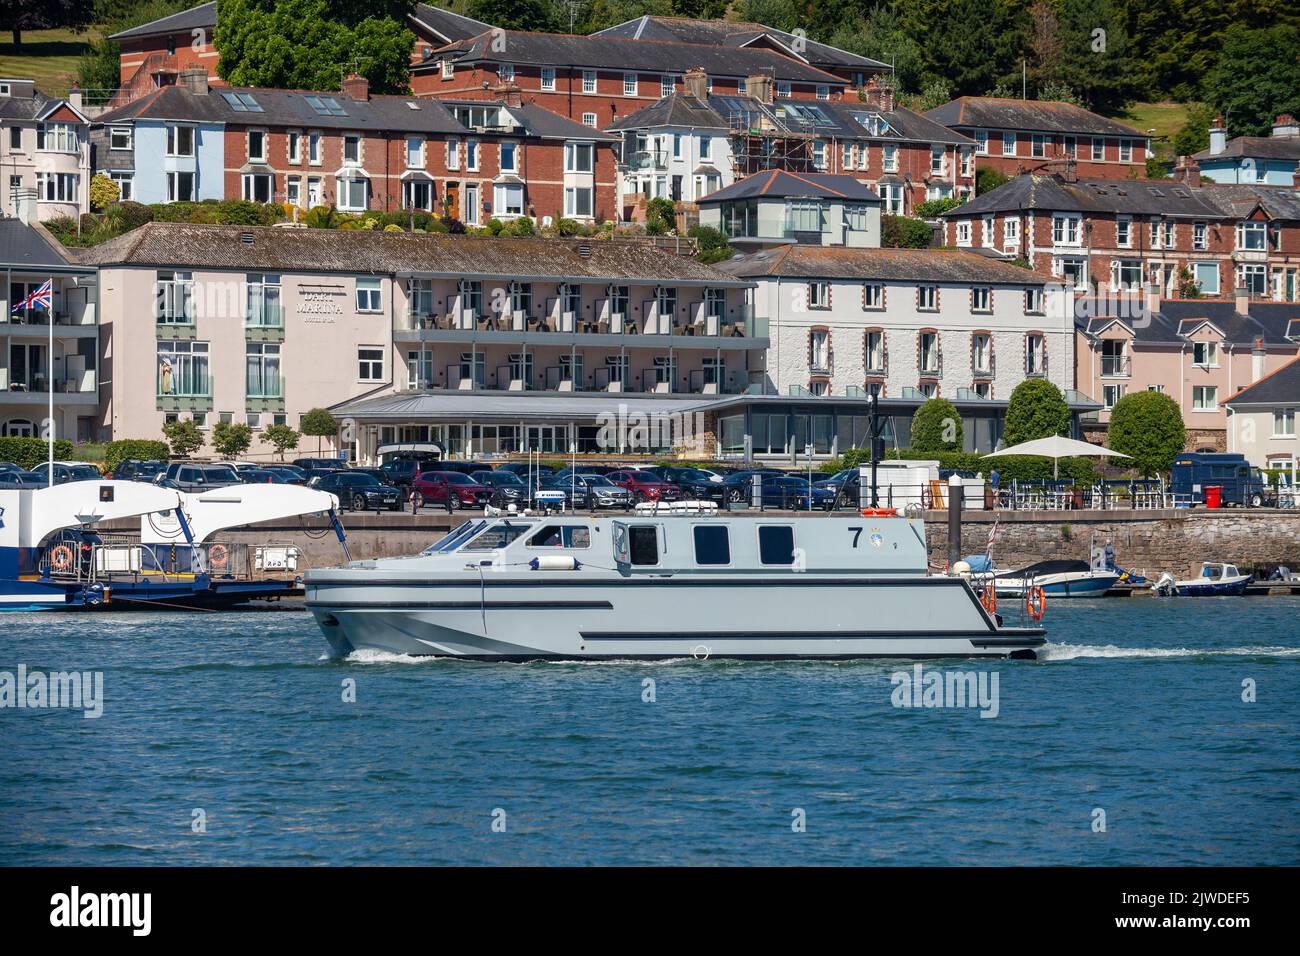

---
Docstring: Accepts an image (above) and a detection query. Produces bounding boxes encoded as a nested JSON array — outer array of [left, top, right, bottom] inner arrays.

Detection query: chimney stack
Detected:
[[178, 68, 209, 95], [1173, 155, 1202, 188], [1272, 113, 1298, 138], [743, 74, 773, 104], [1252, 337, 1266, 382], [341, 73, 369, 101], [683, 67, 708, 101], [13, 187, 37, 225], [1234, 285, 1250, 317], [491, 81, 522, 109], [861, 76, 895, 112], [67, 86, 82, 111], [1208, 113, 1226, 155]]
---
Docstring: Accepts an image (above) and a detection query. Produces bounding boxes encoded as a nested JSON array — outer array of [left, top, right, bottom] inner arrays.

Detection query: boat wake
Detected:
[[1041, 642, 1300, 661]]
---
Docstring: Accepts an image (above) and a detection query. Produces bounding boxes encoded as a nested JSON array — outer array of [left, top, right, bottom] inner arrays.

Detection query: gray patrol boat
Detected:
[[305, 505, 1045, 660]]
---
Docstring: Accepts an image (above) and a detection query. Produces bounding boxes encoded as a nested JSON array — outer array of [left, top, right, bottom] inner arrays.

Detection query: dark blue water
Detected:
[[2, 599, 1297, 866]]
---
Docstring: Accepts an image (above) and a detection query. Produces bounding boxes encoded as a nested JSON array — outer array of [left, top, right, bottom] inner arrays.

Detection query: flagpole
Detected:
[[47, 276, 54, 487]]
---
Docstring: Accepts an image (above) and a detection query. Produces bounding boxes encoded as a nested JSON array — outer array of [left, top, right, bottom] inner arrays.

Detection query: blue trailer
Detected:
[[1170, 453, 1270, 507]]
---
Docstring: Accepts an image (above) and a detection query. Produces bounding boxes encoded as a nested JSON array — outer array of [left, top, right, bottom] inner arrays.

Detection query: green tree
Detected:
[[881, 215, 933, 247], [470, 0, 554, 30], [734, 0, 802, 32], [905, 0, 1028, 98], [89, 175, 120, 212], [217, 0, 416, 95], [211, 422, 253, 459], [911, 398, 964, 452], [1, 0, 92, 46], [916, 78, 953, 112], [1202, 24, 1300, 138], [829, 7, 925, 93], [1056, 0, 1135, 112], [1107, 390, 1185, 476], [687, 224, 732, 264], [645, 197, 675, 236], [162, 417, 204, 458], [1003, 378, 1070, 445], [263, 423, 300, 460], [1171, 103, 1216, 158], [976, 165, 1010, 195], [300, 408, 339, 454]]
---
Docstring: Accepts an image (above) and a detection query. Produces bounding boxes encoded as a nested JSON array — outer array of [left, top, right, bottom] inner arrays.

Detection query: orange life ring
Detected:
[[209, 543, 230, 571], [980, 585, 998, 615], [1027, 585, 1047, 621], [50, 544, 74, 572], [861, 507, 898, 517]]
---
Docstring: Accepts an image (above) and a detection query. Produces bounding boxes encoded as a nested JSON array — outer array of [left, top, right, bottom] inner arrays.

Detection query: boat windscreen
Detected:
[[463, 521, 534, 551], [423, 520, 485, 554]]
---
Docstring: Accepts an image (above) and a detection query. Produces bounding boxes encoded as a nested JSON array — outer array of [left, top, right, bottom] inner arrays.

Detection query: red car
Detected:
[[411, 471, 493, 509], [605, 469, 682, 502]]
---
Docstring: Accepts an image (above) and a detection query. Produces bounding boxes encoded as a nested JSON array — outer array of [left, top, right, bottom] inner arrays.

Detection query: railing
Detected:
[[641, 369, 673, 393], [593, 367, 628, 391], [627, 149, 669, 171], [1100, 355, 1131, 377]]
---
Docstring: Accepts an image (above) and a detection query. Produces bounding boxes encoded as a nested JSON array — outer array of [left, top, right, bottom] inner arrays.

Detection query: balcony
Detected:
[[2, 304, 96, 332], [1100, 355, 1130, 377], [626, 148, 669, 171], [1, 370, 98, 404]]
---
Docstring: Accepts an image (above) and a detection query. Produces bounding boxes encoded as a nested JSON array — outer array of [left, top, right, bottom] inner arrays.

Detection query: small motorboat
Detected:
[[1152, 562, 1253, 596], [963, 551, 1120, 598]]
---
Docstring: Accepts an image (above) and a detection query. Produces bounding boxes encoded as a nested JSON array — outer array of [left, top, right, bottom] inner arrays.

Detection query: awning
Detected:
[[331, 389, 723, 424], [239, 162, 274, 175], [334, 165, 370, 179], [400, 169, 434, 181]]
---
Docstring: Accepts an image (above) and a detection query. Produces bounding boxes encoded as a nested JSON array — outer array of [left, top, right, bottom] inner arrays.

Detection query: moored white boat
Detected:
[[1152, 562, 1253, 596], [305, 510, 1046, 660]]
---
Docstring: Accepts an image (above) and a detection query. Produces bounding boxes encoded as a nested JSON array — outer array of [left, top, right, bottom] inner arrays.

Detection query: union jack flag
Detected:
[[12, 279, 53, 312]]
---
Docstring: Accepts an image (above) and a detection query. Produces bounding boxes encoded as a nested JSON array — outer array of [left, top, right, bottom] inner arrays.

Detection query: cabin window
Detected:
[[692, 526, 730, 566], [629, 526, 659, 565], [529, 525, 591, 549], [758, 526, 795, 565]]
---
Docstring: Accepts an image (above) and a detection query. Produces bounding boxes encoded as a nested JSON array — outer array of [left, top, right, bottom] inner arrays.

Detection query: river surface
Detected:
[[2, 598, 1297, 865]]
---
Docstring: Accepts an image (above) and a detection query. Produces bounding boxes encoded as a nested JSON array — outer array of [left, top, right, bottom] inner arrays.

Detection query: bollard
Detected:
[[751, 473, 763, 511]]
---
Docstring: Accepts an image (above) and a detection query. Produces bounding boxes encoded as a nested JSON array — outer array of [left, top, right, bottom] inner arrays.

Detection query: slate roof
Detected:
[[1200, 183, 1300, 220], [1224, 355, 1300, 406], [109, 1, 216, 40], [699, 170, 882, 204], [421, 30, 847, 85], [0, 80, 68, 122], [73, 223, 752, 286], [608, 91, 972, 146], [1076, 298, 1300, 348], [409, 4, 493, 44], [715, 245, 1055, 284], [0, 219, 81, 271], [925, 97, 1146, 138], [593, 15, 889, 71], [944, 174, 1233, 219], [1194, 136, 1300, 163]]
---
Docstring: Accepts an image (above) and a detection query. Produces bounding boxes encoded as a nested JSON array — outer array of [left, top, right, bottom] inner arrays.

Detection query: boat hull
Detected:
[[307, 575, 1045, 660], [1156, 577, 1253, 597], [993, 571, 1120, 598]]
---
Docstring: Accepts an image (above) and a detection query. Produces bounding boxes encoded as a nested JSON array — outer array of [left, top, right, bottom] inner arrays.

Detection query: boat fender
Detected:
[[529, 556, 581, 571], [861, 507, 898, 517], [50, 544, 74, 572], [980, 585, 997, 615], [1027, 585, 1047, 621]]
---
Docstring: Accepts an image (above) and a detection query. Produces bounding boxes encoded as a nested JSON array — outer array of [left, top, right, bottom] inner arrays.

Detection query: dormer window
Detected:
[[1192, 341, 1218, 368]]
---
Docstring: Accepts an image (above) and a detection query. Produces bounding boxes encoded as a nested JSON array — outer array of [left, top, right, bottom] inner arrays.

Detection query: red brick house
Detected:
[[413, 29, 852, 128], [924, 97, 1151, 180], [939, 167, 1300, 302], [92, 72, 618, 226]]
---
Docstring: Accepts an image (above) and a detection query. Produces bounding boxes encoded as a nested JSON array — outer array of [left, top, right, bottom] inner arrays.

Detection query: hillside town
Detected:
[[2, 1, 1298, 477]]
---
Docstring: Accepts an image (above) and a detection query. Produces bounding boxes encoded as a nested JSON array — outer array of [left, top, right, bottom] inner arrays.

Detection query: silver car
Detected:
[[546, 473, 632, 509]]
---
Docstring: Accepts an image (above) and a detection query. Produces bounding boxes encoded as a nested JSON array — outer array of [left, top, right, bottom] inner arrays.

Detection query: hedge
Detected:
[[105, 439, 171, 473], [0, 437, 76, 470]]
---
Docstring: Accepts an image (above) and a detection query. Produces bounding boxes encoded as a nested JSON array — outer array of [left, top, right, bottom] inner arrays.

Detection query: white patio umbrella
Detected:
[[982, 435, 1131, 479]]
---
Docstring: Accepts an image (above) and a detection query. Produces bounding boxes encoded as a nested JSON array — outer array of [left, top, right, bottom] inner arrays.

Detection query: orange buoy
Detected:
[[860, 507, 898, 517], [50, 544, 74, 572], [209, 543, 230, 571], [1027, 585, 1047, 621]]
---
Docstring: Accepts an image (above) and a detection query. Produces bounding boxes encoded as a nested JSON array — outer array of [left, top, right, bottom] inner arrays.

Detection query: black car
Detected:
[[496, 462, 557, 480], [470, 469, 530, 505], [293, 457, 348, 481], [112, 459, 167, 482], [379, 458, 434, 492], [651, 466, 729, 503], [314, 471, 403, 511], [163, 462, 243, 492], [237, 468, 296, 484], [262, 465, 308, 484]]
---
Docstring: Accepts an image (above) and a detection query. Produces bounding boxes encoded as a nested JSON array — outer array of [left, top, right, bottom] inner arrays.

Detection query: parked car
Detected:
[[313, 471, 403, 511], [110, 459, 167, 482], [411, 471, 493, 510], [348, 466, 394, 484], [470, 469, 530, 505], [432, 460, 493, 477], [496, 462, 557, 480], [650, 466, 729, 503], [0, 469, 46, 488], [544, 473, 633, 509], [262, 465, 308, 484], [718, 469, 797, 503], [237, 468, 297, 484], [379, 458, 430, 494], [293, 457, 348, 481], [770, 476, 838, 510], [162, 462, 243, 492], [605, 469, 682, 502]]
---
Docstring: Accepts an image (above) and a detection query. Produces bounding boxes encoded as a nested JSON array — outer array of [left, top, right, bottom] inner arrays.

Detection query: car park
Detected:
[[605, 469, 682, 502], [313, 471, 403, 511]]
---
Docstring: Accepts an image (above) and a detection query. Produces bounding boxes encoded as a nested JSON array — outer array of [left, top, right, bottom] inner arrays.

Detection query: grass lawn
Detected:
[[1119, 101, 1195, 158], [0, 26, 106, 98]]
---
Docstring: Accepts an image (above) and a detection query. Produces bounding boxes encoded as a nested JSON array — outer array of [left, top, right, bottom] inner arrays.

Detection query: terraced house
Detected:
[[79, 223, 761, 459], [925, 97, 1150, 180], [610, 73, 973, 215], [415, 29, 852, 129], [0, 79, 91, 221], [940, 170, 1300, 302], [90, 70, 616, 225], [1074, 293, 1300, 451]]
